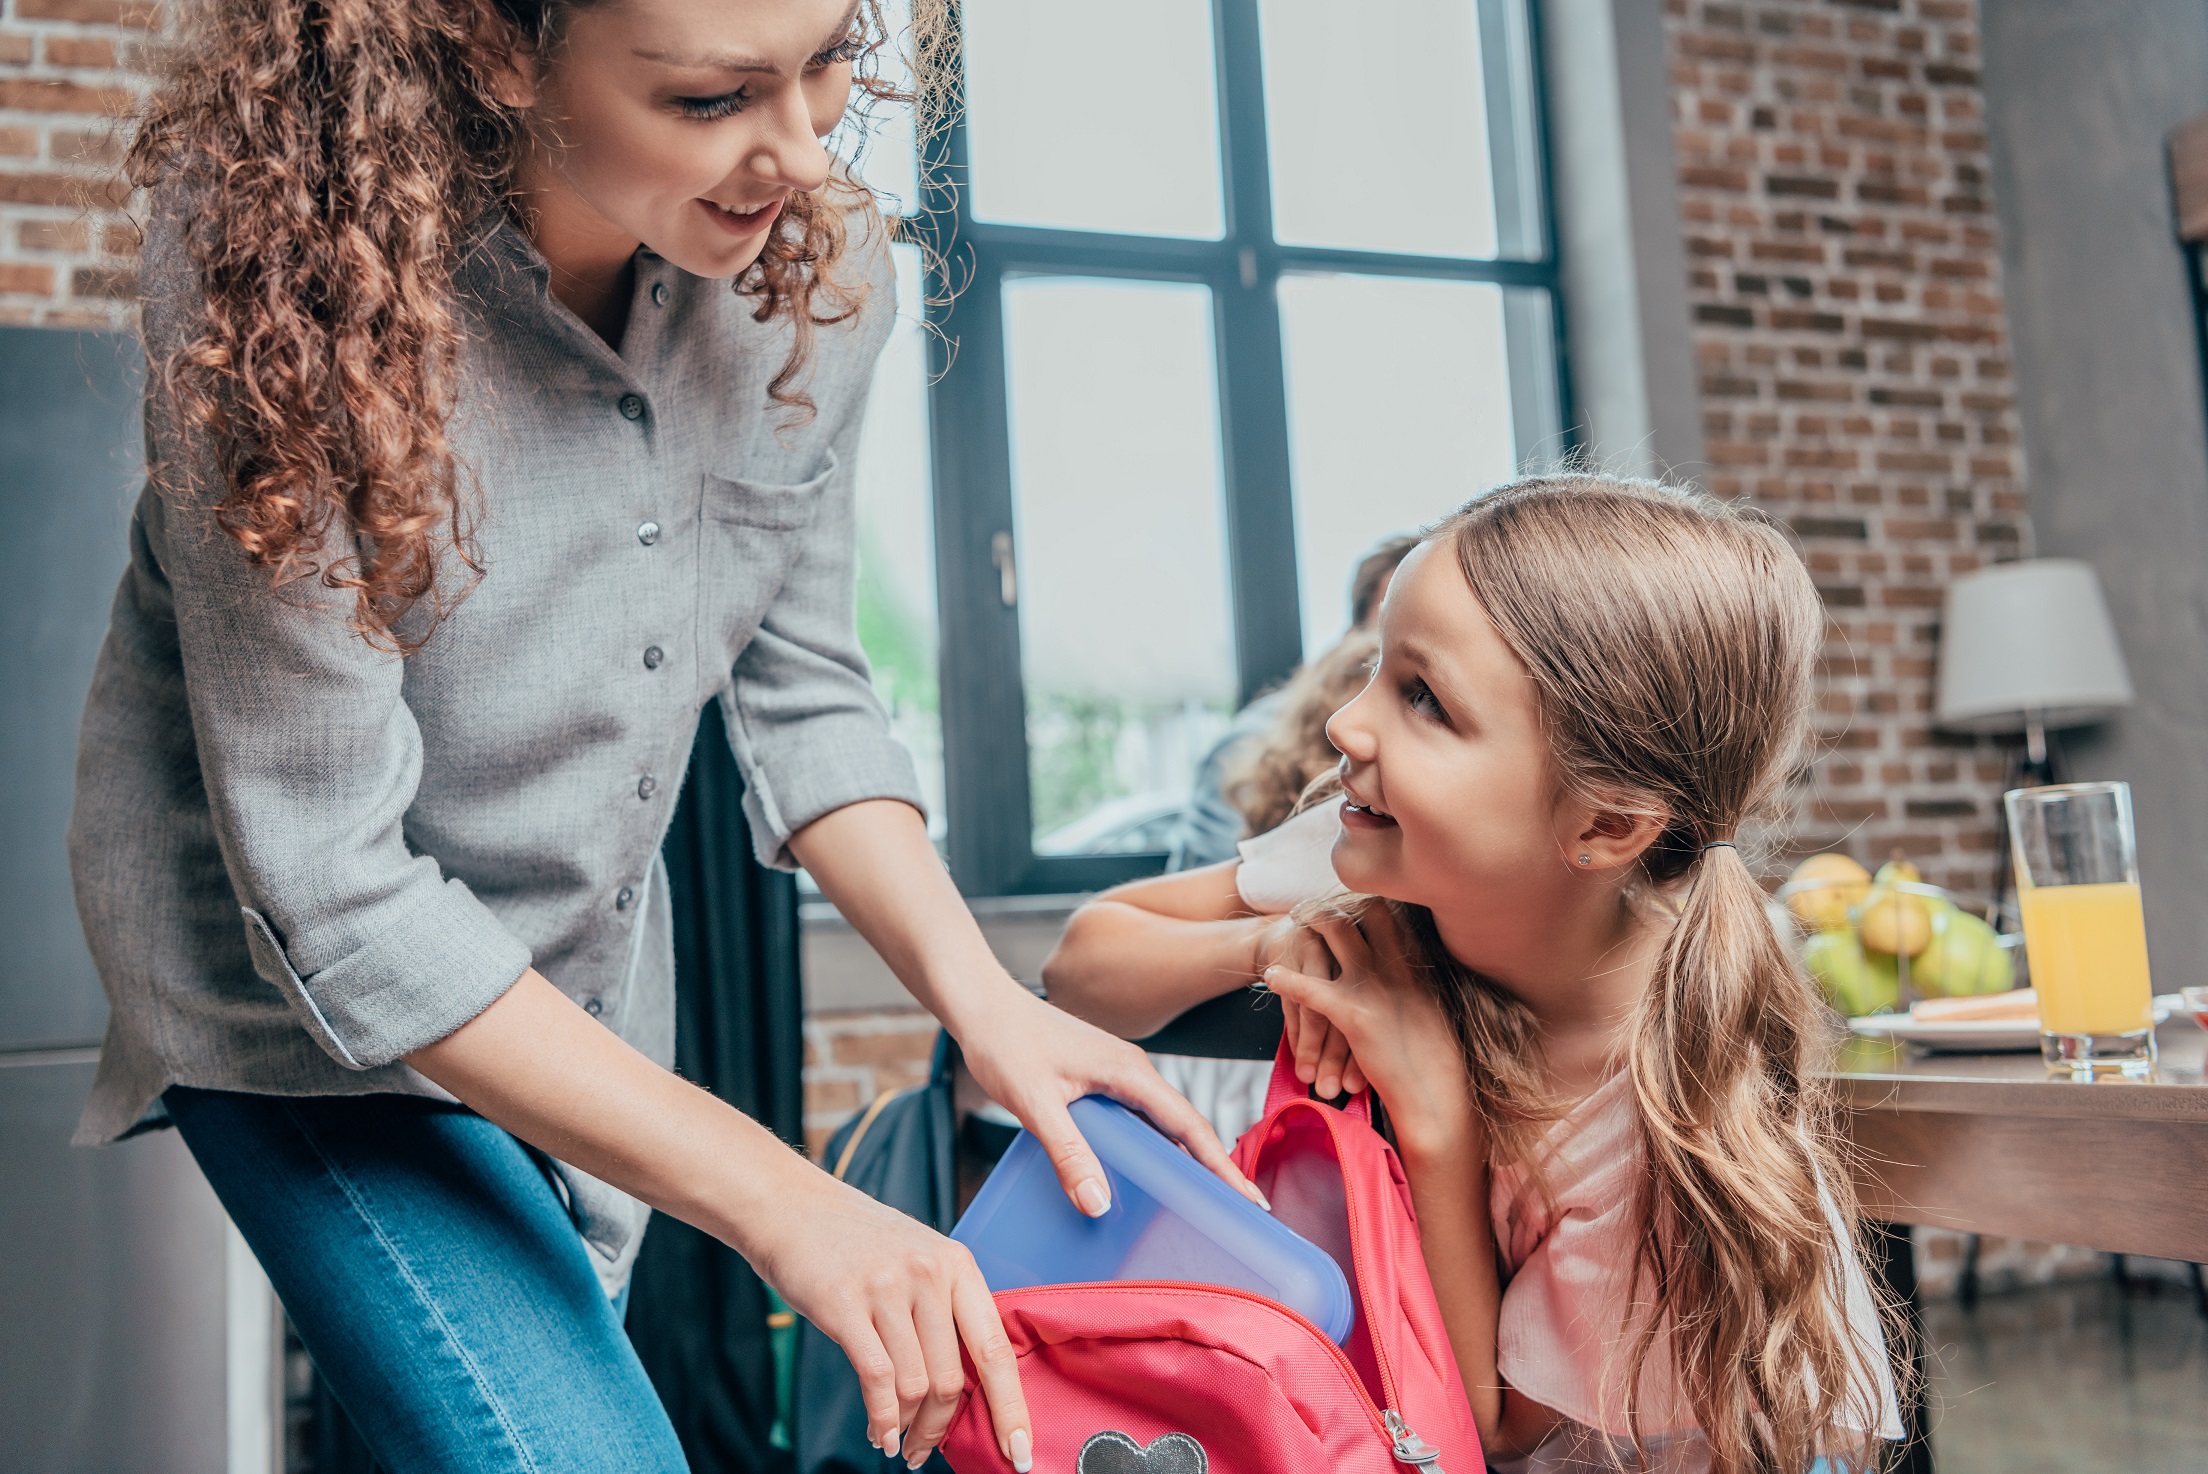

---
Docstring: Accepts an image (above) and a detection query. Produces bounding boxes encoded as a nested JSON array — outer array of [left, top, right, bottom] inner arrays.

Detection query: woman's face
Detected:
[[514, 0, 864, 280], [1324, 542, 1587, 938]]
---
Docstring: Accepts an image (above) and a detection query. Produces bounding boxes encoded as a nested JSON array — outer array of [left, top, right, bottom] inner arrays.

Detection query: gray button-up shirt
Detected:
[[70, 189, 920, 1280]]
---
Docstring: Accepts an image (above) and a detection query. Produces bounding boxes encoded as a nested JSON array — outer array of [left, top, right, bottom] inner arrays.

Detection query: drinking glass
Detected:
[[2005, 782, 2157, 1077]]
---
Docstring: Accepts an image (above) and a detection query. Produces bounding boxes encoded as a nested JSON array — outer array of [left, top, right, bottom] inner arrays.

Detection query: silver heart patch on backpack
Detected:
[[1077, 1429, 1209, 1474]]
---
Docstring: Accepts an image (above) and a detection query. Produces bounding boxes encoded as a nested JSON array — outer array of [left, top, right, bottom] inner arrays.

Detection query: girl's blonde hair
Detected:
[[1376, 474, 1899, 1474]]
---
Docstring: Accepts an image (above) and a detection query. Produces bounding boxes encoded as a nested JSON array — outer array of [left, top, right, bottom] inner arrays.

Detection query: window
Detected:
[[896, 0, 1568, 896]]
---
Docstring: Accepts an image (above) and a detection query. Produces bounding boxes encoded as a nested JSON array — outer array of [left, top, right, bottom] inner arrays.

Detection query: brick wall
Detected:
[[802, 1009, 942, 1159], [0, 0, 159, 327], [1664, 0, 2028, 898]]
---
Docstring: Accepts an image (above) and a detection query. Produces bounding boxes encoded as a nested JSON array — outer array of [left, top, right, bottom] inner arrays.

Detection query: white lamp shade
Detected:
[[1935, 559, 2134, 733]]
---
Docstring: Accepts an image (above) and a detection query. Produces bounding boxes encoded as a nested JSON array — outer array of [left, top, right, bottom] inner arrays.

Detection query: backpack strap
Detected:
[[1263, 1034, 1373, 1123]]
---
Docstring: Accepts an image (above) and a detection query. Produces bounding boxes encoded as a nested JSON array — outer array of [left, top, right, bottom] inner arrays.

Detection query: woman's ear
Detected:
[[485, 43, 540, 111], [1558, 800, 1668, 873]]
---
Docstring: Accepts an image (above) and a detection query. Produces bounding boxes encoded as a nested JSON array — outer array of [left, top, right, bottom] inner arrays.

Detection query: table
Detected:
[[1834, 1018, 2208, 1262], [1829, 1017, 2208, 1472]]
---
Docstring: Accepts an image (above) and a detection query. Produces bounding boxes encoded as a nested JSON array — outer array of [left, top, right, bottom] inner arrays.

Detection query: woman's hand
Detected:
[[1261, 909, 1474, 1154], [956, 985, 1269, 1215], [791, 800, 1266, 1213], [407, 970, 1037, 1471], [752, 1158, 1030, 1471]]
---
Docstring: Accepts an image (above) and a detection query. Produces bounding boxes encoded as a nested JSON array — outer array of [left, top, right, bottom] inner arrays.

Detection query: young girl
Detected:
[[1044, 476, 1904, 1473]]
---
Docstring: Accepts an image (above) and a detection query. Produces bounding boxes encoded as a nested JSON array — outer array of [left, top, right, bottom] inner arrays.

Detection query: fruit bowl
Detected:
[[1779, 861, 2021, 1017]]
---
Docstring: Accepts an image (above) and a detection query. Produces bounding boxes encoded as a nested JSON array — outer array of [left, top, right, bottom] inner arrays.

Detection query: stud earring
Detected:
[[1576, 854, 1592, 866]]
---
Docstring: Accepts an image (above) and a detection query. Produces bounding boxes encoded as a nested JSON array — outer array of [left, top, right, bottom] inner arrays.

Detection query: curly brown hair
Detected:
[[128, 0, 946, 650]]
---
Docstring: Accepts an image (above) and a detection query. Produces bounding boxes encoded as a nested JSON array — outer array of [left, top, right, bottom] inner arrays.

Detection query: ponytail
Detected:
[[1621, 841, 1894, 1474]]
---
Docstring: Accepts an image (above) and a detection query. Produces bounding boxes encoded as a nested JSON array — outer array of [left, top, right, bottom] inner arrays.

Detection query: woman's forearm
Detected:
[[406, 969, 813, 1254], [787, 799, 1029, 1034], [1042, 899, 1270, 1039]]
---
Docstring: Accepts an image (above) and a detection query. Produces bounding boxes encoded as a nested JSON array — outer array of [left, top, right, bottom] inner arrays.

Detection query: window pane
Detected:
[[832, 0, 920, 214], [962, 0, 1226, 239], [1001, 278, 1236, 854], [1277, 273, 1523, 657], [853, 244, 946, 839], [1261, 0, 1505, 258]]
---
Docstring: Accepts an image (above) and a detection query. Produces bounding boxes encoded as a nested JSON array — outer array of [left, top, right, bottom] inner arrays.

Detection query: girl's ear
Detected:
[[1562, 802, 1669, 873]]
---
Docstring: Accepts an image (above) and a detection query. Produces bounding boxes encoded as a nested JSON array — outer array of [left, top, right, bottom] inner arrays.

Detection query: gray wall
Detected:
[[1980, 1, 2208, 966]]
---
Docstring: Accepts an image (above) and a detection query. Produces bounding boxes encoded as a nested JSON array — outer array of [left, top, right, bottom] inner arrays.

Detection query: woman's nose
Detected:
[[746, 85, 833, 195]]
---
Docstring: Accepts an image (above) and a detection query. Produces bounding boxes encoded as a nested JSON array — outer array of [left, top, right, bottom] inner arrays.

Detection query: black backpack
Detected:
[[791, 1033, 1015, 1474]]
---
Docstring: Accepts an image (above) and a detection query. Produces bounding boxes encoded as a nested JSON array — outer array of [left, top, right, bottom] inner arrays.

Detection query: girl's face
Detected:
[[514, 0, 863, 280], [1325, 542, 1592, 937]]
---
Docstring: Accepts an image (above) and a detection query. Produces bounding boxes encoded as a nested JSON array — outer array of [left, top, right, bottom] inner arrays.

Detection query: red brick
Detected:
[[16, 0, 160, 25], [0, 79, 135, 116], [42, 35, 118, 68], [0, 264, 56, 295]]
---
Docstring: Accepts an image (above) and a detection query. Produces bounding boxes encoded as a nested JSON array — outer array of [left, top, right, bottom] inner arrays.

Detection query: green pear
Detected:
[[1911, 910, 2013, 998], [1803, 929, 1901, 1016]]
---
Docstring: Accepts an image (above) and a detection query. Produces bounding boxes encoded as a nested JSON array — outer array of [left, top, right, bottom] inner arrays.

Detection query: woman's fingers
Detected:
[[839, 1314, 908, 1461], [872, 1291, 935, 1459], [1106, 1060, 1270, 1210], [1020, 1092, 1115, 1218], [899, 1263, 969, 1466], [954, 1260, 1034, 1473]]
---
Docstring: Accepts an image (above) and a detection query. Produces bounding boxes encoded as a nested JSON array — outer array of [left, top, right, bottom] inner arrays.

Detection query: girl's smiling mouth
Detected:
[[1341, 794, 1397, 830]]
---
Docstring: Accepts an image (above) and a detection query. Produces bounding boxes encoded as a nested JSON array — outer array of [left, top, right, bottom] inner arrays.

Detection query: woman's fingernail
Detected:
[[1075, 1177, 1111, 1217], [1010, 1427, 1034, 1473], [882, 1428, 901, 1460], [907, 1451, 928, 1470]]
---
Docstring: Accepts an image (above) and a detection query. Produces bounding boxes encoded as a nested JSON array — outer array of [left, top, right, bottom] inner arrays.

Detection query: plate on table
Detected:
[[1848, 996, 2181, 1053]]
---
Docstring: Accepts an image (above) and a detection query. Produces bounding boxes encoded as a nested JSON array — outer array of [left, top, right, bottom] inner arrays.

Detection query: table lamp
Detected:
[[1935, 558, 2133, 781]]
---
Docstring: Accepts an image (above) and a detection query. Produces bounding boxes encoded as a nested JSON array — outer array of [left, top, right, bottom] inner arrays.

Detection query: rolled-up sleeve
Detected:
[[135, 213, 529, 1070], [721, 378, 923, 869]]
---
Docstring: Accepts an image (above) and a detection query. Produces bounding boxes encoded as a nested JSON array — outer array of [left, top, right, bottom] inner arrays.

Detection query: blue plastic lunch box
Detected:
[[951, 1095, 1355, 1344]]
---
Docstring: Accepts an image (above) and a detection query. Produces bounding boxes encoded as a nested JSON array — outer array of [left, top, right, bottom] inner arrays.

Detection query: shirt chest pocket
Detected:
[[703, 452, 836, 531]]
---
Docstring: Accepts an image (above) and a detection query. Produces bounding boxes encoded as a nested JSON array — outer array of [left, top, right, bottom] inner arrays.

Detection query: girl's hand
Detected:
[[754, 1162, 1031, 1471], [956, 985, 1270, 1215], [1261, 910, 1474, 1154]]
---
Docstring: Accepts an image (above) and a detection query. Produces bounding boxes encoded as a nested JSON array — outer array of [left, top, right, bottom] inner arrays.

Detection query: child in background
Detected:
[[1042, 476, 1903, 1473]]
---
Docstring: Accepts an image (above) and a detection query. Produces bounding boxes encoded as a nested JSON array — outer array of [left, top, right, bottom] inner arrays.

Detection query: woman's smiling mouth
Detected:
[[698, 195, 784, 236]]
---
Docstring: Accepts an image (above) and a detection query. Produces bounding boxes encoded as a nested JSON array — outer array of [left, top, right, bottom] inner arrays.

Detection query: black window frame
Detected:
[[910, 0, 1574, 898]]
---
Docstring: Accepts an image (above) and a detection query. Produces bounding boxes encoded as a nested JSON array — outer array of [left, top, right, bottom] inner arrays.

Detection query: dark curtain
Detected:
[[627, 699, 806, 1474]]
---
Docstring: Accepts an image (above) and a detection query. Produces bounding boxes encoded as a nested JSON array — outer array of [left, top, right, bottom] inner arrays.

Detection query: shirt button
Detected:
[[585, 997, 604, 1017], [637, 774, 658, 800], [618, 394, 645, 421], [637, 521, 661, 546], [615, 886, 636, 910], [642, 644, 665, 669], [651, 282, 670, 307]]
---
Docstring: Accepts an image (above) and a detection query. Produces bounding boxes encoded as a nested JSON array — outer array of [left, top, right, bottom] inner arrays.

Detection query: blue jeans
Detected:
[[166, 1086, 689, 1474]]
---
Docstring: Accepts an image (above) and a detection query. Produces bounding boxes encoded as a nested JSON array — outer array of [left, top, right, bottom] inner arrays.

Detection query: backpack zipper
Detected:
[[1383, 1409, 1448, 1473]]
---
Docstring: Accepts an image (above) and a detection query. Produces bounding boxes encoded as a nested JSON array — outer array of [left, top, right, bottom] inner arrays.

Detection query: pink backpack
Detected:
[[940, 1043, 1481, 1474]]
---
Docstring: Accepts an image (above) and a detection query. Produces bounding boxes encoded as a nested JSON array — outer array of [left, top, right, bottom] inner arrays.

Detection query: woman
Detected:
[[67, 3, 1251, 1471]]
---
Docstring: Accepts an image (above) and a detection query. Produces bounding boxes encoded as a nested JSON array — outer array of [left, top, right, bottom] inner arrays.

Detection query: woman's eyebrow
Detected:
[[634, 1, 862, 76]]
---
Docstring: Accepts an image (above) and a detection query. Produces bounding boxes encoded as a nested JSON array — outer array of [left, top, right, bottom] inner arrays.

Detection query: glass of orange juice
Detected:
[[2005, 781, 2156, 1078]]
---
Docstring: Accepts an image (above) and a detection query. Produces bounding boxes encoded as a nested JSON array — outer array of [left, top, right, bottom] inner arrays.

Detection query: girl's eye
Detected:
[[676, 90, 751, 120], [1406, 678, 1447, 722], [810, 31, 867, 68]]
